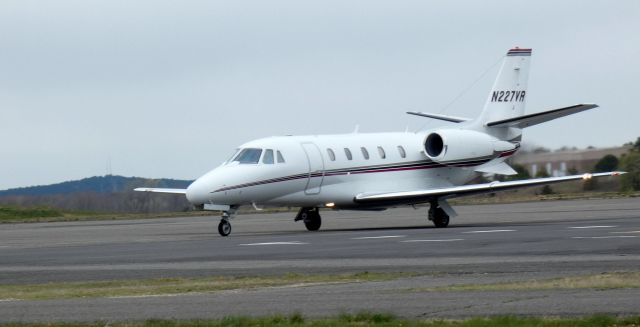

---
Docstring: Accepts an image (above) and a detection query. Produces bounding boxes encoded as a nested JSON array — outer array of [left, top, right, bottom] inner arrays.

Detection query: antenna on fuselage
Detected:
[[352, 124, 360, 133]]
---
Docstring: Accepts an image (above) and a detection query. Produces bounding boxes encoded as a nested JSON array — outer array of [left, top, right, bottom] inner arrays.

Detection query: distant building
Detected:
[[512, 145, 631, 177]]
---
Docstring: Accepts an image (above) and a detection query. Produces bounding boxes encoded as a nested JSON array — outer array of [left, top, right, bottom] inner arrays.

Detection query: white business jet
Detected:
[[136, 47, 623, 236]]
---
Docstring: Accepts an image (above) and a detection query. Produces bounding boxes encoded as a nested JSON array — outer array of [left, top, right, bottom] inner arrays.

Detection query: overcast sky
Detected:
[[1, 0, 639, 190]]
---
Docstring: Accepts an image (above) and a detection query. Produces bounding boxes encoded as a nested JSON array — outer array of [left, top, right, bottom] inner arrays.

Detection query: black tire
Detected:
[[432, 207, 450, 228], [303, 211, 321, 231], [218, 219, 232, 236]]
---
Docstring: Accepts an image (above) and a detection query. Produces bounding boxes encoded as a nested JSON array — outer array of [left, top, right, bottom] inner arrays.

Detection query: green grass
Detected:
[[0, 206, 63, 221], [0, 272, 416, 301], [410, 272, 640, 292], [1, 314, 639, 326]]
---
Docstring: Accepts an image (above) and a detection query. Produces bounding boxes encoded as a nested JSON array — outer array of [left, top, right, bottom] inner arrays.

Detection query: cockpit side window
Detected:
[[276, 150, 285, 163], [262, 149, 274, 164], [231, 148, 262, 164]]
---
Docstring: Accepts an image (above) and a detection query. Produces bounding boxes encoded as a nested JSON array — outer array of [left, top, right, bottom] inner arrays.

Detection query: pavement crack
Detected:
[[501, 294, 549, 304]]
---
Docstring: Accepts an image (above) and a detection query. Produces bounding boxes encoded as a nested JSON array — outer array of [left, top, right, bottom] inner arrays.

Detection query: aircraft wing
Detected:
[[354, 172, 624, 205], [134, 188, 187, 194], [486, 104, 597, 128]]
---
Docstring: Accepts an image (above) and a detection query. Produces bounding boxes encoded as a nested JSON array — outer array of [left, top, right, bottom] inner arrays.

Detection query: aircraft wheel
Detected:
[[218, 219, 232, 236], [304, 211, 322, 231], [432, 208, 450, 228]]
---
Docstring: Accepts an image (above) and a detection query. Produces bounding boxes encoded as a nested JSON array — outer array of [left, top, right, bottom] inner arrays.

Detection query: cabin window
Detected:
[[361, 147, 369, 159], [327, 148, 336, 161], [232, 148, 262, 164], [397, 146, 406, 158], [377, 146, 386, 159], [262, 149, 274, 164], [344, 148, 353, 160], [276, 150, 285, 163]]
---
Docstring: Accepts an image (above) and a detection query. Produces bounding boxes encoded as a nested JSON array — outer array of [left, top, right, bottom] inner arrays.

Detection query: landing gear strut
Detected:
[[218, 206, 238, 237], [428, 201, 450, 228], [295, 207, 322, 231]]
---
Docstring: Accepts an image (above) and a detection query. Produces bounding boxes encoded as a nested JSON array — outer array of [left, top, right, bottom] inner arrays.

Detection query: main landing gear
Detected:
[[218, 206, 238, 237], [295, 207, 321, 231], [428, 200, 450, 228], [218, 219, 231, 236]]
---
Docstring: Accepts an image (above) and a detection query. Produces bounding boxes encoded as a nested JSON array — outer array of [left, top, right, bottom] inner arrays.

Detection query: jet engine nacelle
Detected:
[[423, 129, 516, 163]]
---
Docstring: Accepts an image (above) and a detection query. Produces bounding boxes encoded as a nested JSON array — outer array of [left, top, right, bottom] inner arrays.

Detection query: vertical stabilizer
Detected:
[[477, 48, 531, 126]]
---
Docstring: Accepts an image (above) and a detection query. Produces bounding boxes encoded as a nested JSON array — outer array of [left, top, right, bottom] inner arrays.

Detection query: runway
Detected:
[[1, 198, 639, 321]]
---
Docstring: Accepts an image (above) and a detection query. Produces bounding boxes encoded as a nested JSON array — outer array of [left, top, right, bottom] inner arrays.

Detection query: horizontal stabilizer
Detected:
[[134, 188, 187, 194], [486, 104, 598, 128], [406, 111, 470, 123], [355, 172, 624, 204], [474, 162, 517, 175]]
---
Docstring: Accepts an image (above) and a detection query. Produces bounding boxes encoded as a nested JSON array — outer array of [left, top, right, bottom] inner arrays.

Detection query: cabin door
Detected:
[[301, 142, 325, 195]]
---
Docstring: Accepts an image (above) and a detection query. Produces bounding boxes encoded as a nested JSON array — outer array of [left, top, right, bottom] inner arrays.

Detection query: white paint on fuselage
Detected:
[[186, 131, 479, 209]]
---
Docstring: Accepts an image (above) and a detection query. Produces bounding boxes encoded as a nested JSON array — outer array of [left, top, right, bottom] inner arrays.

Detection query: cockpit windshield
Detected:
[[230, 148, 263, 164], [226, 149, 241, 163]]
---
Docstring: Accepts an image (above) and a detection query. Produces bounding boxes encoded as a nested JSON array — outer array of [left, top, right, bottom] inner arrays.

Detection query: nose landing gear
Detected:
[[218, 206, 238, 237]]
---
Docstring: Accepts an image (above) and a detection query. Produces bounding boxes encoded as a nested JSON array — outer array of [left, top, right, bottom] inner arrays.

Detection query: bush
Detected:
[[594, 154, 619, 172], [620, 150, 640, 191]]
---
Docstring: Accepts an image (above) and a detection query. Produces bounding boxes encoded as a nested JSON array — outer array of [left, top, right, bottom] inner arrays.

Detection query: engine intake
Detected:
[[425, 133, 445, 158]]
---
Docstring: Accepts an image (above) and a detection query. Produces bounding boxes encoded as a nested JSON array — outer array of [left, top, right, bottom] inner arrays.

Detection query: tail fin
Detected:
[[477, 48, 532, 126]]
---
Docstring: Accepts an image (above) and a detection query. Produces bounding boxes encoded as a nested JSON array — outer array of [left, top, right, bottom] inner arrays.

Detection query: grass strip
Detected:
[[0, 206, 295, 223], [411, 272, 640, 292], [0, 207, 210, 224], [0, 206, 64, 221], [1, 313, 640, 326], [0, 272, 415, 301]]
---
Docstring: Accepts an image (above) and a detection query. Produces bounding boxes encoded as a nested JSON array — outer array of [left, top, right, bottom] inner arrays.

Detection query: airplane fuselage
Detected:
[[186, 131, 509, 209]]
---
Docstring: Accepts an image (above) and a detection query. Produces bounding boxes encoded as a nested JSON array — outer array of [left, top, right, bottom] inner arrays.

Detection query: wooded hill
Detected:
[[0, 175, 193, 213]]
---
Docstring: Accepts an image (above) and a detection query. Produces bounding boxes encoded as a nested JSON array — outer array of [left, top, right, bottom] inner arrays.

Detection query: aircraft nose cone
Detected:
[[186, 179, 207, 204]]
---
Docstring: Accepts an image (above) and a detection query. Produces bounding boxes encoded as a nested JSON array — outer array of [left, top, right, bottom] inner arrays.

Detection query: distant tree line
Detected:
[[0, 191, 192, 213]]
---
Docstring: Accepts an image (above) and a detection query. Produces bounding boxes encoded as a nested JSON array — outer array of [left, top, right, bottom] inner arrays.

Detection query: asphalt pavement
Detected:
[[1, 198, 639, 321]]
